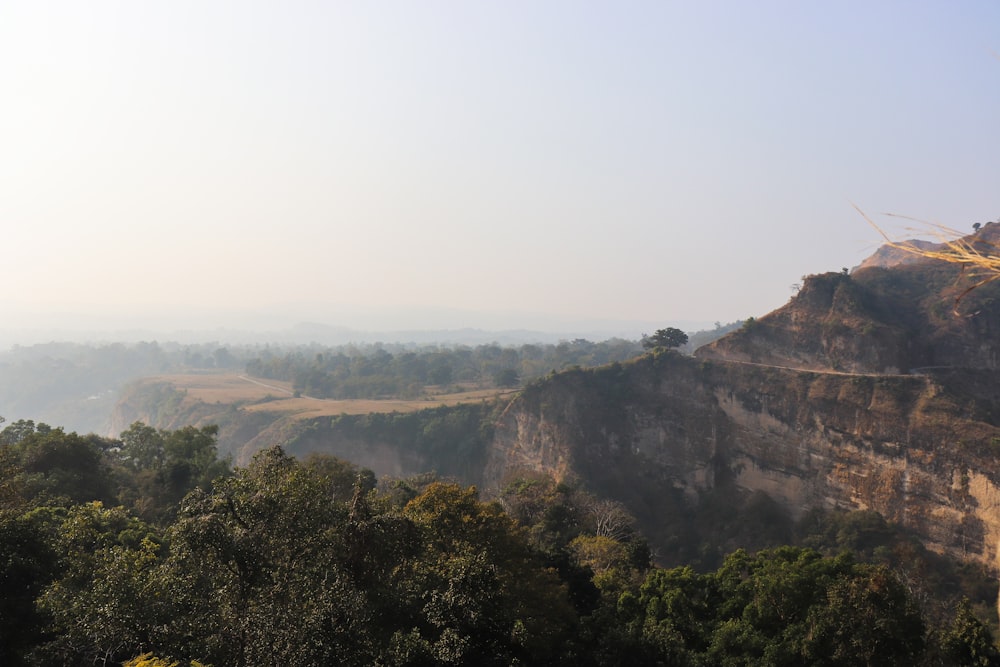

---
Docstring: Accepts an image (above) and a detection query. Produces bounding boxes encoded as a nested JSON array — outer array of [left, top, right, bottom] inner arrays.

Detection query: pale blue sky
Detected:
[[2, 1, 999, 338]]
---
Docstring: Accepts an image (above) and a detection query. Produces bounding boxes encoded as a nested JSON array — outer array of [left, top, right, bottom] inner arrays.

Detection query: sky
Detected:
[[2, 1, 999, 341]]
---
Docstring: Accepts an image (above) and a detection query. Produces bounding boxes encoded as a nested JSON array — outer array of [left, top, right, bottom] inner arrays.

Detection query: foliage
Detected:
[[26, 502, 167, 665], [1, 415, 998, 665], [936, 599, 1000, 666], [0, 509, 56, 665], [285, 403, 499, 483], [48, 448, 578, 666], [114, 422, 231, 525], [2, 422, 117, 506], [398, 482, 579, 665], [165, 446, 377, 666], [246, 339, 644, 399], [301, 451, 376, 502], [641, 327, 689, 350], [614, 547, 926, 666]]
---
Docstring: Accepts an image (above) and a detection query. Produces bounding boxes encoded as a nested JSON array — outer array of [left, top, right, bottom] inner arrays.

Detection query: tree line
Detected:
[[245, 339, 644, 399], [1, 416, 998, 665], [0, 327, 754, 433]]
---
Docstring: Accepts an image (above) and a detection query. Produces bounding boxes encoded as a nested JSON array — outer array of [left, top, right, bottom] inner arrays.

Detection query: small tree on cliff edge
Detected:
[[641, 327, 688, 350]]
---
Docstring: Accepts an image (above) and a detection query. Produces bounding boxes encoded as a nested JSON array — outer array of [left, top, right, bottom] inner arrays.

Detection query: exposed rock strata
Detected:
[[484, 353, 1000, 573]]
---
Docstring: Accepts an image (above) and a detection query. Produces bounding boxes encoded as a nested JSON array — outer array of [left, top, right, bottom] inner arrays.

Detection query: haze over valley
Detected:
[[3, 2, 999, 342], [5, 3, 1000, 665]]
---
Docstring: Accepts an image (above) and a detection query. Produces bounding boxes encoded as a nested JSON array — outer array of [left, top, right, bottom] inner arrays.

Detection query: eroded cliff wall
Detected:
[[485, 352, 1000, 572]]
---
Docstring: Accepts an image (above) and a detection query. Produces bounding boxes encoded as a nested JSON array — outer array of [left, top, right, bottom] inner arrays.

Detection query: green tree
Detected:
[[398, 483, 579, 665], [14, 428, 116, 506], [798, 564, 925, 666], [115, 424, 230, 525], [614, 547, 926, 666], [26, 502, 167, 665], [120, 421, 166, 471], [165, 446, 384, 666], [641, 327, 689, 350], [301, 452, 376, 503], [0, 510, 56, 665], [494, 367, 521, 388], [936, 599, 1000, 666], [568, 534, 634, 594]]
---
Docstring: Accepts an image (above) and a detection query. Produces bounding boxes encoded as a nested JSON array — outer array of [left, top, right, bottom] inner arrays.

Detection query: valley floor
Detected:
[[140, 372, 516, 420]]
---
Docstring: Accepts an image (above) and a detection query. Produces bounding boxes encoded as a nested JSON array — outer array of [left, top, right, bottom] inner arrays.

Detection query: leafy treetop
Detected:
[[641, 327, 689, 350]]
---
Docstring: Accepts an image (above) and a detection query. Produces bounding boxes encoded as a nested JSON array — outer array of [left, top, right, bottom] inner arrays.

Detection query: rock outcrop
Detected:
[[486, 227, 1000, 573], [484, 353, 1000, 572]]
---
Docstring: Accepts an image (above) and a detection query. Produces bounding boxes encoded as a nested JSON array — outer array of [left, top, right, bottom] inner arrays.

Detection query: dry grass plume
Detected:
[[855, 204, 1000, 314]]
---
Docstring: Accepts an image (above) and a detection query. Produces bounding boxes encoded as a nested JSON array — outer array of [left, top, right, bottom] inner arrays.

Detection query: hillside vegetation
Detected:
[[1, 417, 997, 666]]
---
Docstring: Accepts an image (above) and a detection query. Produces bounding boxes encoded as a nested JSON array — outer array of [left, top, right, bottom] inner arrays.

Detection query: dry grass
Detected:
[[142, 372, 515, 419], [149, 373, 296, 403], [856, 204, 1000, 313]]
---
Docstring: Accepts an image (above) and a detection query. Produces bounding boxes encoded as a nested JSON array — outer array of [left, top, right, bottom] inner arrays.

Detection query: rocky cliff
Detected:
[[484, 227, 1000, 573], [484, 352, 1000, 572]]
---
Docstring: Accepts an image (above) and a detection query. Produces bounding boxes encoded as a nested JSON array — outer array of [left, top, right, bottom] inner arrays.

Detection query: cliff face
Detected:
[[484, 352, 1000, 572]]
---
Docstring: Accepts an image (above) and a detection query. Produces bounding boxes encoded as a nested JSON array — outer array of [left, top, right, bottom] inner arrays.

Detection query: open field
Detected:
[[141, 372, 515, 419]]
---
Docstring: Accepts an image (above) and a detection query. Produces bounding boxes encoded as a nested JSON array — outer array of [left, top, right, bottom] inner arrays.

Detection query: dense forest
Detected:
[[2, 416, 999, 666]]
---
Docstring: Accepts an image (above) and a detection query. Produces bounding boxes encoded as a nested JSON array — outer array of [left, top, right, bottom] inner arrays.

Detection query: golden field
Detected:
[[141, 372, 514, 419]]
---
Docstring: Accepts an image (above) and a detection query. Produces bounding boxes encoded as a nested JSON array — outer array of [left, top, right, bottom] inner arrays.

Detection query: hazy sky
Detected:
[[2, 1, 999, 338]]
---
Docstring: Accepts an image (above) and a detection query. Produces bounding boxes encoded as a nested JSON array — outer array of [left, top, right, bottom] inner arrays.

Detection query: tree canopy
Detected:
[[0, 417, 997, 665], [642, 327, 689, 350]]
